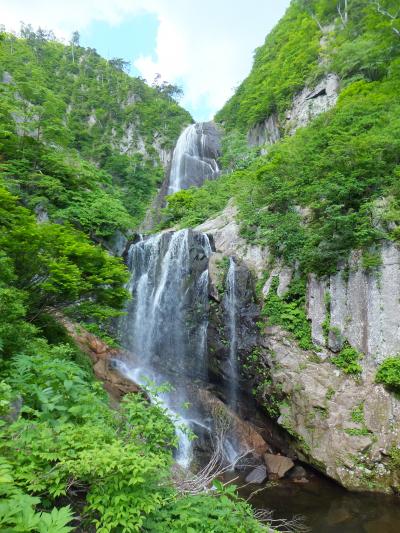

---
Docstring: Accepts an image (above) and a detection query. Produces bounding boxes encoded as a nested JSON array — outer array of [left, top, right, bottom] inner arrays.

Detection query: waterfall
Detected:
[[121, 229, 212, 467], [226, 257, 239, 408], [168, 122, 220, 194]]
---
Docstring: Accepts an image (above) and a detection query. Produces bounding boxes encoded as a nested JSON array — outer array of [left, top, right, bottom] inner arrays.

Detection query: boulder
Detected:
[[287, 465, 309, 483], [245, 465, 268, 484], [264, 453, 294, 479]]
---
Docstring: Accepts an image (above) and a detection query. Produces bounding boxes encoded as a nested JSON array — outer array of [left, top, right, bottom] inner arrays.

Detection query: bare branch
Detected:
[[372, 0, 400, 36], [337, 0, 348, 26], [253, 510, 310, 533], [311, 13, 324, 32]]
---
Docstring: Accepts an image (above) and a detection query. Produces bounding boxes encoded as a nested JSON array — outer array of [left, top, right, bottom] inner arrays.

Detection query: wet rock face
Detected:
[[206, 253, 259, 387]]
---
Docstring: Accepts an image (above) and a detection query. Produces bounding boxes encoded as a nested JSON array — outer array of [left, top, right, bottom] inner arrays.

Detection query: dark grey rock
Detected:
[[245, 465, 268, 484]]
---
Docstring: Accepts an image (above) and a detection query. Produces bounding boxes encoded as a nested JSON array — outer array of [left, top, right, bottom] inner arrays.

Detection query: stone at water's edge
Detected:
[[264, 453, 294, 480], [245, 465, 268, 484]]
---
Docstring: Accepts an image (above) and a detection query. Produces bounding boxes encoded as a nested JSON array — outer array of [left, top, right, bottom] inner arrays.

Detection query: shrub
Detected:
[[143, 489, 268, 533], [262, 277, 314, 350], [376, 356, 400, 393], [331, 344, 363, 375]]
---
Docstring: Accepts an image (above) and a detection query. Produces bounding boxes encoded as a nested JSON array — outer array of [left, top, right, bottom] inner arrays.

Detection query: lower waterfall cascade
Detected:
[[120, 228, 214, 466], [225, 257, 239, 409]]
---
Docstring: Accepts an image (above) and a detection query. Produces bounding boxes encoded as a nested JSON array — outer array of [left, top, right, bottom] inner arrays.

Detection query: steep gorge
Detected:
[[2, 2, 400, 531]]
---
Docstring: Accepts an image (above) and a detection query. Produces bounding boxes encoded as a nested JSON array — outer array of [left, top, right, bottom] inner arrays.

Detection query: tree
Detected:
[[152, 73, 184, 101], [109, 57, 130, 72], [0, 186, 129, 321], [70, 30, 80, 63]]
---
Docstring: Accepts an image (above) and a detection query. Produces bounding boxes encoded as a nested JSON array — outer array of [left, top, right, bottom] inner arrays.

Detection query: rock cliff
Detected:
[[197, 202, 400, 493], [247, 73, 340, 149]]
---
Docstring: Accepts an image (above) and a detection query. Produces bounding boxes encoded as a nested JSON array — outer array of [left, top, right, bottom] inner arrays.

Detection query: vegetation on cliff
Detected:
[[164, 0, 400, 278], [0, 26, 191, 233]]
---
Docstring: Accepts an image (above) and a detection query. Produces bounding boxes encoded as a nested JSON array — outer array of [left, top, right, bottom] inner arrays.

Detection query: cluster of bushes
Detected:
[[376, 356, 400, 393], [0, 336, 270, 531]]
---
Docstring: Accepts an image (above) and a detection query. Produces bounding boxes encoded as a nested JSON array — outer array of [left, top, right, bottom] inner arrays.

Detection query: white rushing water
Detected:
[[226, 257, 239, 409], [121, 229, 212, 467], [168, 123, 219, 194]]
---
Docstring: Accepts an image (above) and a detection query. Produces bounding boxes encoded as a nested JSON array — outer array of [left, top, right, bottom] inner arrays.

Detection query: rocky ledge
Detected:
[[57, 316, 140, 401]]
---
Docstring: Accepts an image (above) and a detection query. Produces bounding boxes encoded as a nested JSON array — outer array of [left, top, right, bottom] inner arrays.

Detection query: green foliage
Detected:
[[389, 446, 400, 471], [0, 457, 74, 532], [262, 277, 314, 350], [143, 490, 268, 532], [361, 250, 382, 271], [160, 177, 233, 229], [351, 403, 365, 424], [0, 341, 177, 532], [375, 355, 400, 393], [219, 129, 259, 171], [0, 27, 191, 236], [0, 185, 129, 330], [331, 343, 363, 374], [0, 381, 12, 417]]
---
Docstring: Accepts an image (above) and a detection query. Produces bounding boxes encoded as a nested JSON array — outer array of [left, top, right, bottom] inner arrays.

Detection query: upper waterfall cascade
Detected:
[[167, 122, 220, 194]]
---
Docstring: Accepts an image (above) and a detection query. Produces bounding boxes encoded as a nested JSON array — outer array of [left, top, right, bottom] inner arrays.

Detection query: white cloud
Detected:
[[0, 0, 290, 119]]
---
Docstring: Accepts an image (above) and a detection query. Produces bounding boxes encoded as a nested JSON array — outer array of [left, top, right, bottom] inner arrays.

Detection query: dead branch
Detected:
[[371, 1, 400, 36], [253, 510, 310, 533], [311, 13, 324, 32], [337, 0, 348, 26]]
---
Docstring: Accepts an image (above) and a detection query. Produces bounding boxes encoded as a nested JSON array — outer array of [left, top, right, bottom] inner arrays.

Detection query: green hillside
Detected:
[[0, 27, 191, 235], [164, 0, 400, 277]]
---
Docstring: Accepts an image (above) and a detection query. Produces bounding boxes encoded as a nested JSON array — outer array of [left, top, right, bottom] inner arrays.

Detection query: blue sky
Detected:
[[1, 0, 291, 121], [80, 14, 158, 77]]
